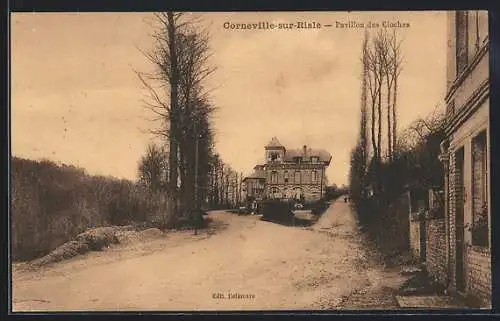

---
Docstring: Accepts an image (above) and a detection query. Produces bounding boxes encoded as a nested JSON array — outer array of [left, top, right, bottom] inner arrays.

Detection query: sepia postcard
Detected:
[[10, 10, 491, 312]]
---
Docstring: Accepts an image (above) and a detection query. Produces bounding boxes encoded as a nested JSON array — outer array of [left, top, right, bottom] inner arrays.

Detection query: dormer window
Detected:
[[456, 10, 469, 75], [311, 156, 319, 163]]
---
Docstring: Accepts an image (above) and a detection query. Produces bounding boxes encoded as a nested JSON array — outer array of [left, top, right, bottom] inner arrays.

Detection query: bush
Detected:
[[261, 199, 294, 221], [11, 157, 173, 261]]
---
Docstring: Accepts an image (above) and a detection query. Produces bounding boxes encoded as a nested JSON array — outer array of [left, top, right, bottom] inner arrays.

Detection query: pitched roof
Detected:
[[265, 137, 284, 149], [284, 148, 332, 163]]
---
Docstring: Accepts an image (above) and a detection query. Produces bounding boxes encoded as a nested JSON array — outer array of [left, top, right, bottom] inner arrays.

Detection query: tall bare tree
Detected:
[[364, 28, 403, 162], [137, 12, 216, 225], [360, 30, 369, 170], [365, 35, 379, 161], [389, 30, 403, 158]]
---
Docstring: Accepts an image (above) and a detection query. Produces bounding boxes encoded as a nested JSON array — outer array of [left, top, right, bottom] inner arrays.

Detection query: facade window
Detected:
[[471, 130, 488, 247], [269, 152, 279, 161], [294, 187, 303, 200], [312, 170, 317, 182], [311, 157, 318, 163], [456, 10, 469, 75], [284, 170, 289, 183], [294, 171, 301, 184], [271, 171, 278, 184], [271, 187, 279, 199], [294, 157, 301, 164]]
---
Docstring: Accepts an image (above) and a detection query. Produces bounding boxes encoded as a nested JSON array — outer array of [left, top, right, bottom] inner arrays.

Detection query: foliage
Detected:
[[11, 157, 172, 261], [261, 199, 294, 221]]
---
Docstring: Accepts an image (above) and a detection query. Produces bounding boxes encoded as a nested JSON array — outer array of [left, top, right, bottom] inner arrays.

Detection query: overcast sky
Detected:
[[11, 11, 448, 186]]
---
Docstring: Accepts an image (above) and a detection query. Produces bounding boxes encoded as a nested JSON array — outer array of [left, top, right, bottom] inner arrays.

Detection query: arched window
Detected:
[[284, 170, 289, 183], [294, 187, 302, 200], [271, 187, 279, 199]]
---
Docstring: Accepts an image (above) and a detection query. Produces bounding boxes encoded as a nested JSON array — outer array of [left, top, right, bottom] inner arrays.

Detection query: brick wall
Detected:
[[425, 218, 448, 285], [409, 220, 421, 259], [443, 11, 490, 305], [465, 246, 491, 307], [448, 147, 458, 290]]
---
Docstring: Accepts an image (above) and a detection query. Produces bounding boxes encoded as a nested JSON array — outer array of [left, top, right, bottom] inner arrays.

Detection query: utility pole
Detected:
[[320, 166, 324, 200], [194, 121, 199, 236]]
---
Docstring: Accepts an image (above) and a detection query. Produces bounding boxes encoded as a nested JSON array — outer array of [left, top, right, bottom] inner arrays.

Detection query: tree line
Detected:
[[348, 28, 445, 255], [11, 157, 170, 261], [138, 142, 245, 212]]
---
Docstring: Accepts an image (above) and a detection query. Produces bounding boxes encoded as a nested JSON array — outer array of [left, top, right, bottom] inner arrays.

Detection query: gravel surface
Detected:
[[12, 199, 403, 312]]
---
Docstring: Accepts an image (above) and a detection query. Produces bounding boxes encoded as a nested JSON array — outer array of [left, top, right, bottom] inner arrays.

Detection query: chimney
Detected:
[[303, 145, 307, 156]]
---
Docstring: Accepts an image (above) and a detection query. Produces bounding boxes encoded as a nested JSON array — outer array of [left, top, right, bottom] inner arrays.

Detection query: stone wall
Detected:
[[425, 218, 448, 285], [465, 246, 491, 307]]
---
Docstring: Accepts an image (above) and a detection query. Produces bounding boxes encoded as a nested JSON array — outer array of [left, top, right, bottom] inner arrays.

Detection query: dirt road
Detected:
[[12, 198, 404, 311]]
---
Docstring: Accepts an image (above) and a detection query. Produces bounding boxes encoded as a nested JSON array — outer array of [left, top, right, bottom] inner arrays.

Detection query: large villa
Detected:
[[242, 137, 331, 203]]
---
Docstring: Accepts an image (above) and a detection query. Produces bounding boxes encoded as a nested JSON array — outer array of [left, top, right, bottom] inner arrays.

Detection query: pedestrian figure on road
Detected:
[[251, 200, 257, 215]]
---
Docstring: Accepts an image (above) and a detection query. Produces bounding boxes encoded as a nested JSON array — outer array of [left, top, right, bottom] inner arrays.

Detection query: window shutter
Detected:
[[456, 11, 469, 74]]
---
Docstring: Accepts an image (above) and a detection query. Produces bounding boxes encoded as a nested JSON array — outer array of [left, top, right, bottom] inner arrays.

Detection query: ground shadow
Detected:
[[260, 215, 319, 227], [204, 216, 230, 236]]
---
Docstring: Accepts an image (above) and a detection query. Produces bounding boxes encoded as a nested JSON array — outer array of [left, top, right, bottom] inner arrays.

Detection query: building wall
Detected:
[[443, 11, 490, 306], [265, 184, 322, 201], [465, 246, 491, 307], [264, 166, 326, 202], [447, 92, 489, 300], [425, 218, 448, 285]]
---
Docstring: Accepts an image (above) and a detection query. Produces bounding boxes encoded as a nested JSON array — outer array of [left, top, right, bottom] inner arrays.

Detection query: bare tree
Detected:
[[360, 30, 369, 170], [136, 12, 186, 218], [137, 12, 216, 226], [138, 142, 168, 192], [374, 31, 385, 161], [389, 30, 403, 157], [364, 28, 403, 162], [365, 34, 379, 161]]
